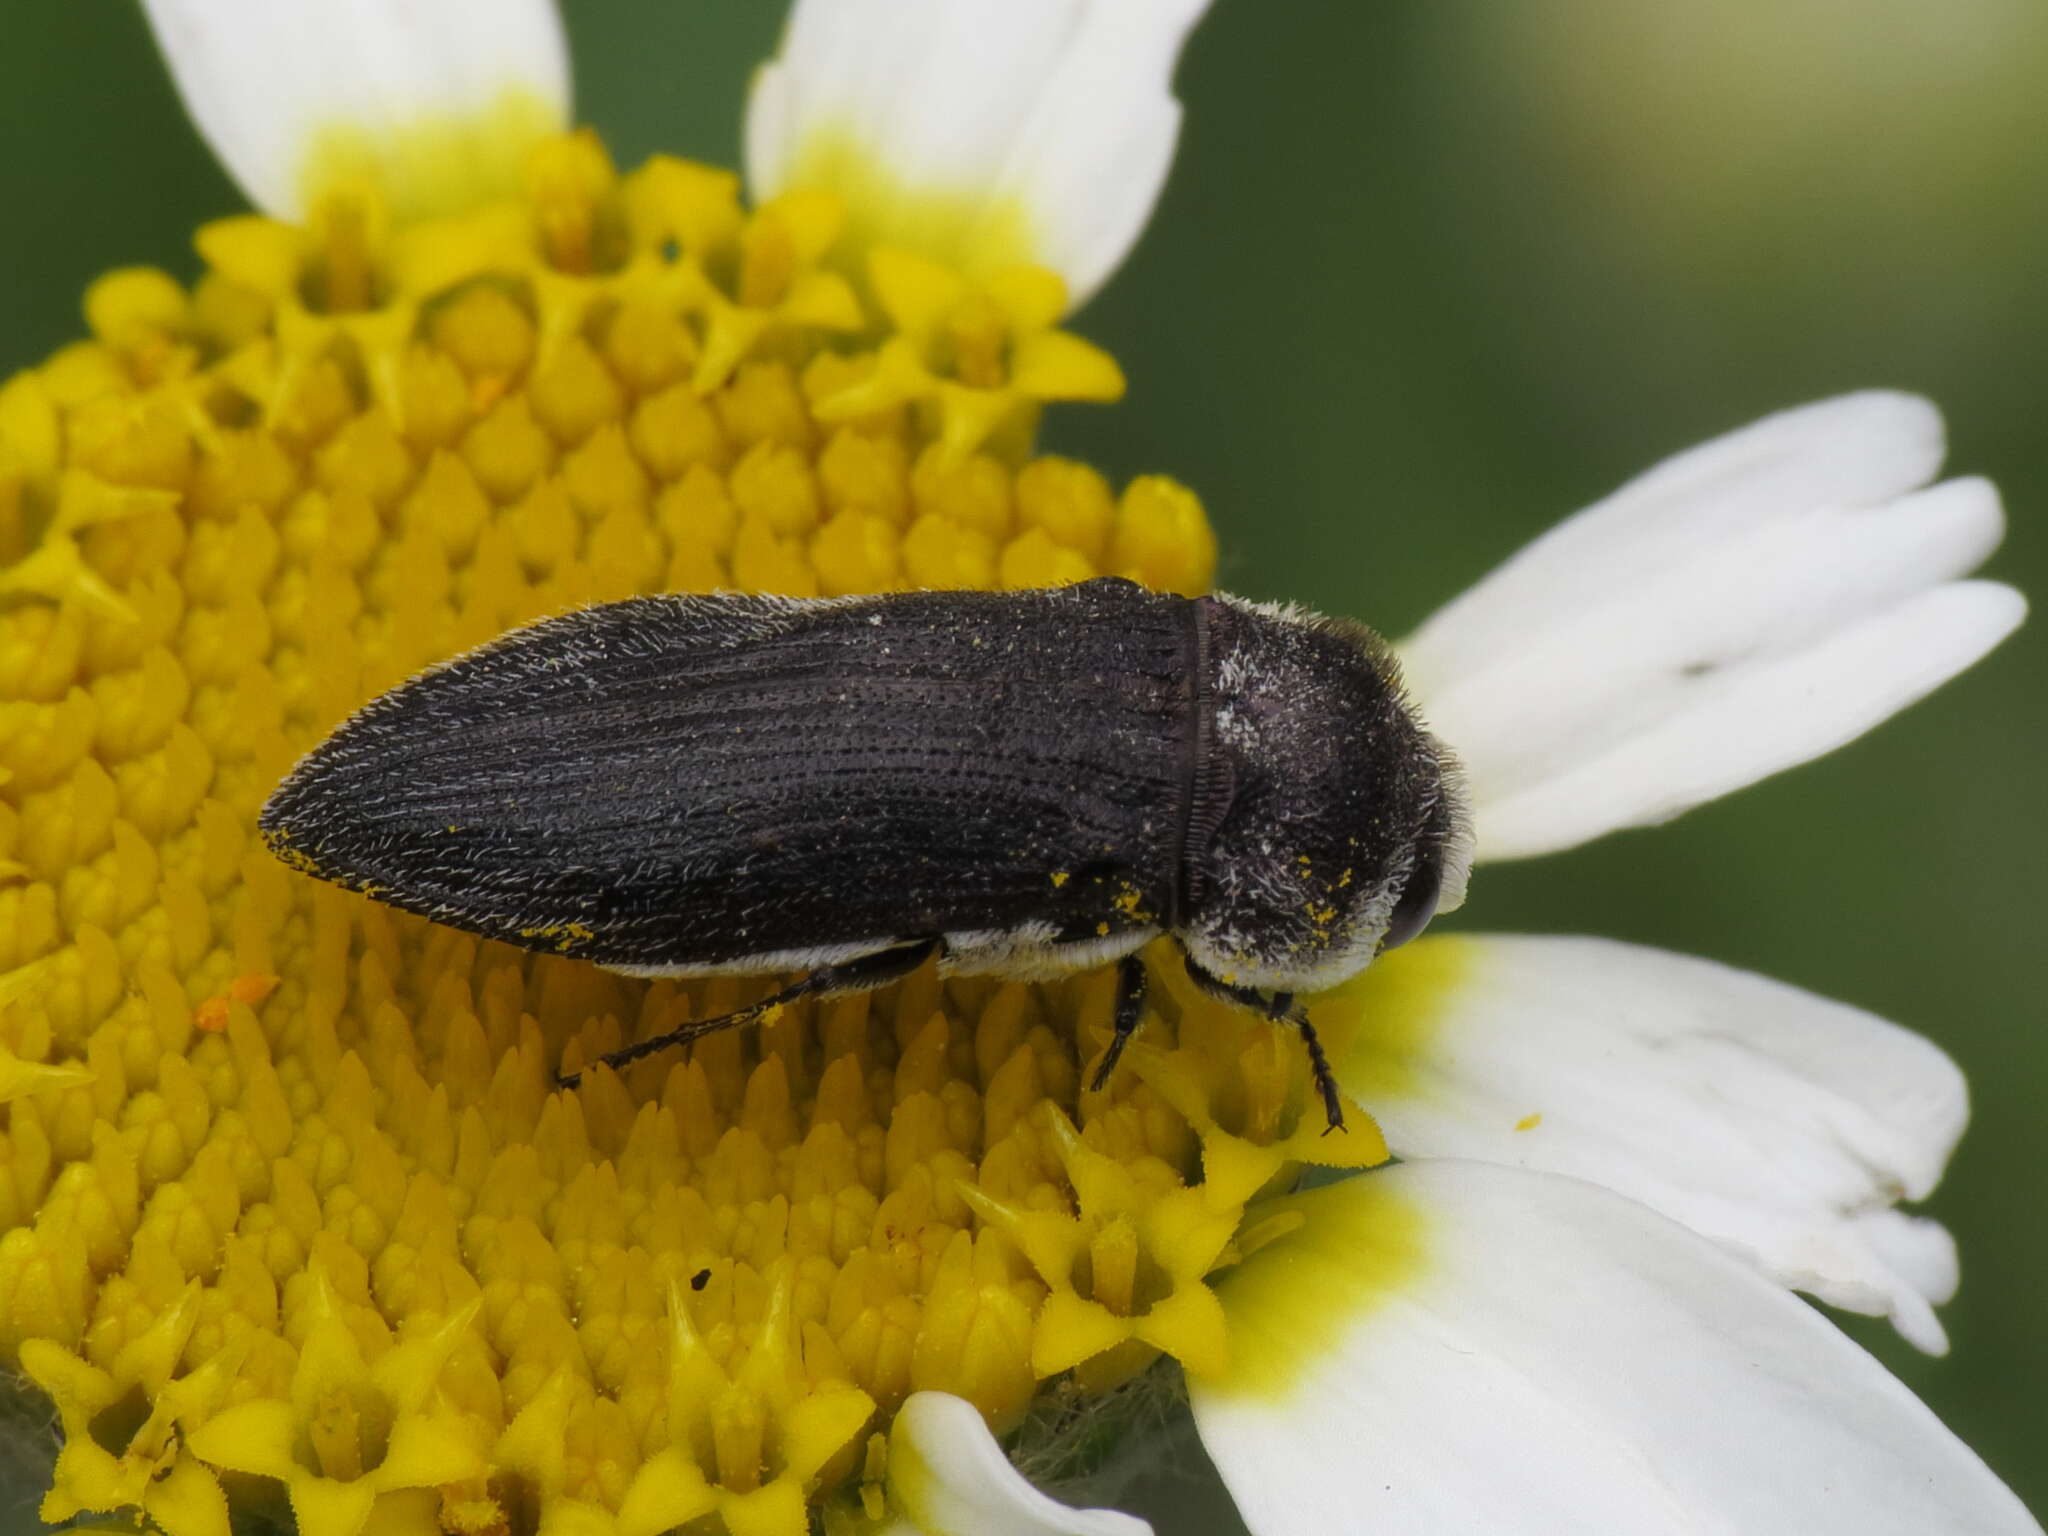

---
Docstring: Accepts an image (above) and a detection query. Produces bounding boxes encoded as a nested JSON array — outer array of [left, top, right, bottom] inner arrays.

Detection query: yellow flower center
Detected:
[[1, 132, 1381, 1536], [308, 1384, 375, 1482]]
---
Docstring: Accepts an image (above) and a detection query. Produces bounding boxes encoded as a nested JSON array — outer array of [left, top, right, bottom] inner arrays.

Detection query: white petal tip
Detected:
[[1798, 389, 1944, 446], [1894, 1298, 1952, 1357], [1410, 392, 2021, 862], [888, 1393, 1152, 1536]]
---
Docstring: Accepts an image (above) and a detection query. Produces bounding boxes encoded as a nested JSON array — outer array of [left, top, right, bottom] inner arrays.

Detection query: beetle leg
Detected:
[[1088, 953, 1150, 1094], [1286, 1007, 1346, 1137], [1180, 954, 1347, 1134], [558, 938, 943, 1087]]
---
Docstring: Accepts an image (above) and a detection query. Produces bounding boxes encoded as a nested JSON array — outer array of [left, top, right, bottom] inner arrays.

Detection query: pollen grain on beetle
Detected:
[[0, 132, 1376, 1533]]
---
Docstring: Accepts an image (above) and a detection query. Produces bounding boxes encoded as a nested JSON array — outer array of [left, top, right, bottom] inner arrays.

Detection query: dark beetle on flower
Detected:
[[258, 576, 1470, 1129]]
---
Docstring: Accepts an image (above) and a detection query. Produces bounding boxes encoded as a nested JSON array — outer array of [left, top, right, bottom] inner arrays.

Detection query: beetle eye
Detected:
[[1380, 846, 1443, 952]]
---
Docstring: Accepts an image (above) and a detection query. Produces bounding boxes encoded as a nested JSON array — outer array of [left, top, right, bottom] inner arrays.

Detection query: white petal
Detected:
[[1400, 393, 2023, 860], [1328, 935, 1966, 1351], [1460, 580, 2022, 859], [1191, 1162, 2040, 1536], [746, 0, 1209, 306], [881, 1392, 1151, 1536], [140, 0, 570, 221]]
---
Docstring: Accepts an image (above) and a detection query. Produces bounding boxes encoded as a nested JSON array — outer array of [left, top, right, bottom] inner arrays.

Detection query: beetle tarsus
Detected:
[[1089, 953, 1150, 1093], [558, 937, 943, 1088], [1181, 954, 1347, 1133]]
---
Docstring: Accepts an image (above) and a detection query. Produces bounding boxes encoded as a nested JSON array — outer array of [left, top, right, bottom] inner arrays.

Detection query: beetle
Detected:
[[259, 577, 1471, 1130]]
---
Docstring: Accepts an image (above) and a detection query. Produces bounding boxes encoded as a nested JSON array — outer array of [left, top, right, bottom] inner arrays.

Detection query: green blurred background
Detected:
[[2, 1, 2041, 1528]]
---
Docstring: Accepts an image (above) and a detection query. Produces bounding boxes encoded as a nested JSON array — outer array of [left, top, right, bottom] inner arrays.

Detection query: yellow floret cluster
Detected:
[[0, 132, 1381, 1536]]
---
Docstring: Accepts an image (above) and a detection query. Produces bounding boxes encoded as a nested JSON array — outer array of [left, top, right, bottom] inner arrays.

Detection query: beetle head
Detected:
[[1179, 595, 1470, 994]]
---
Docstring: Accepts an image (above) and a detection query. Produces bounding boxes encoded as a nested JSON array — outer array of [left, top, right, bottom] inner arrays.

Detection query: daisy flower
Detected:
[[0, 3, 2034, 1535]]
